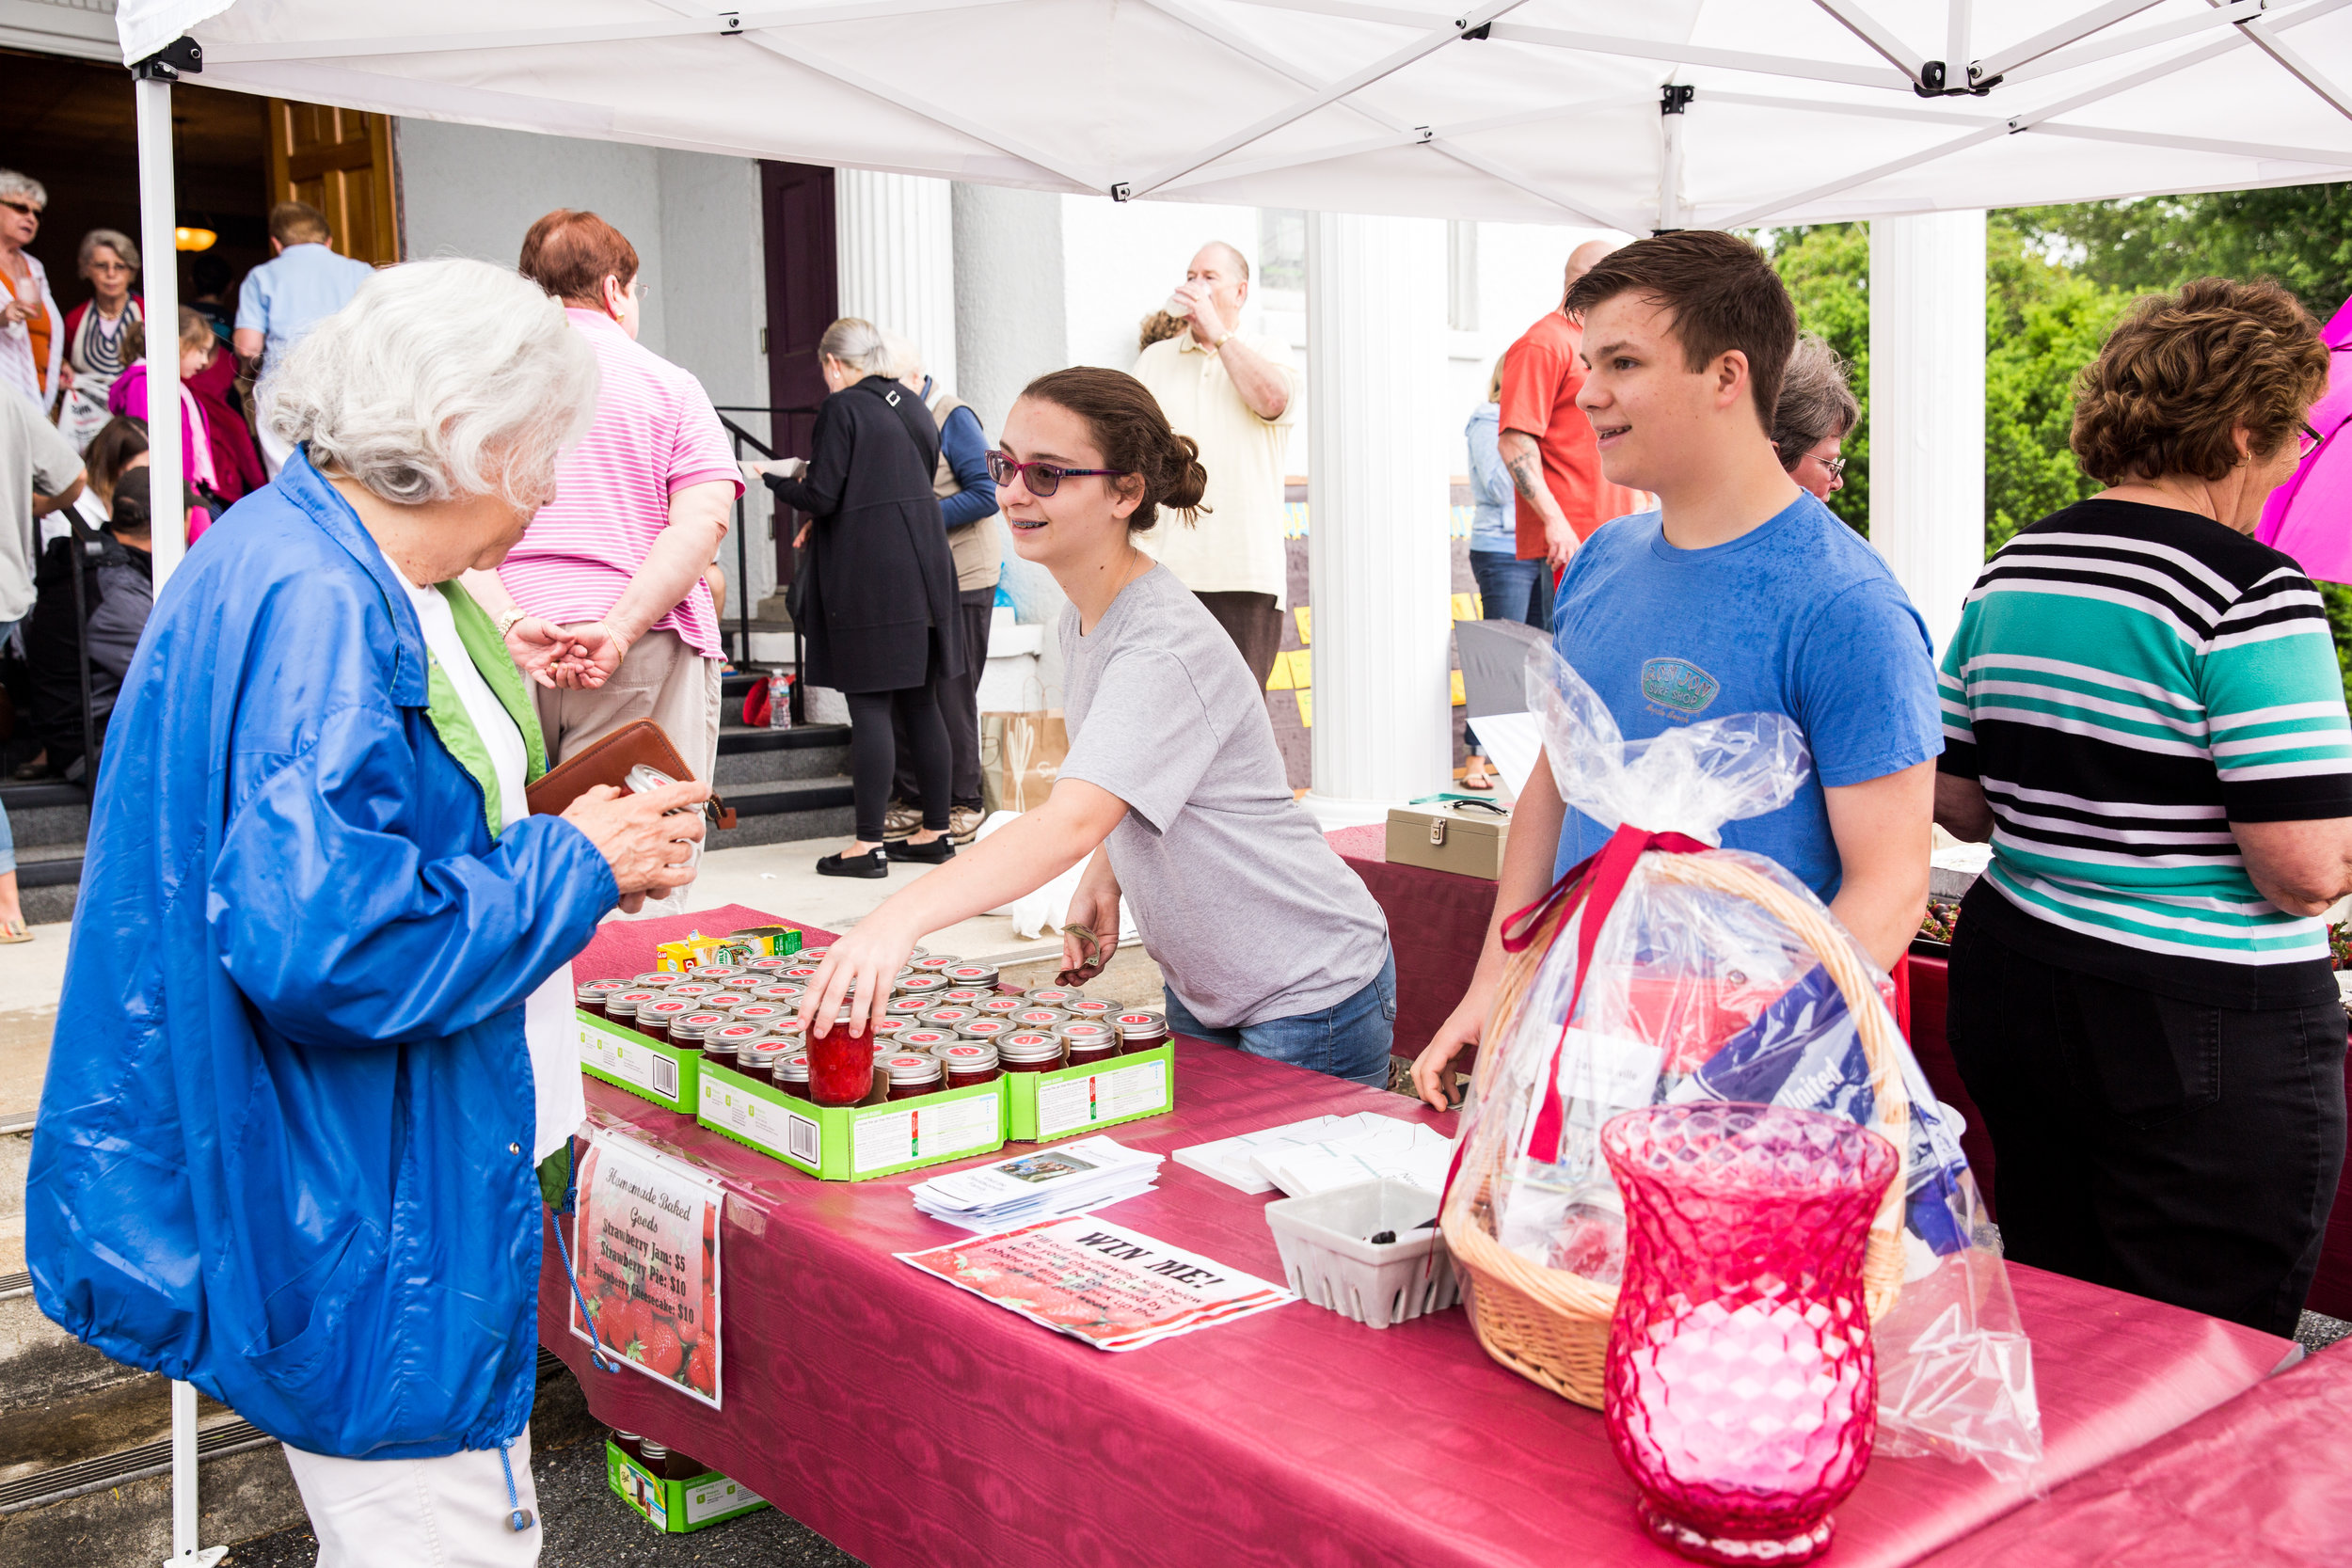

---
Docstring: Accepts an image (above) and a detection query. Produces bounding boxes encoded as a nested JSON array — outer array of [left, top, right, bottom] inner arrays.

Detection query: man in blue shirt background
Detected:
[[1412, 230, 1941, 1108], [234, 201, 374, 476]]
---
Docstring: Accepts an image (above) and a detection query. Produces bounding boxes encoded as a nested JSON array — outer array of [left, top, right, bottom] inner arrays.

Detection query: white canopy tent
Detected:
[[91, 7, 2352, 1560]]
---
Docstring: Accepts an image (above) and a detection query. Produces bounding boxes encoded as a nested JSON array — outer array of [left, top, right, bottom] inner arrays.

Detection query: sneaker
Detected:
[[816, 846, 888, 879], [881, 800, 922, 841], [886, 835, 956, 865], [947, 805, 984, 845]]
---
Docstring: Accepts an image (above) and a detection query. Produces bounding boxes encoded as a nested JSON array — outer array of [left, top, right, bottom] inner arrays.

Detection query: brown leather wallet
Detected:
[[524, 718, 738, 829]]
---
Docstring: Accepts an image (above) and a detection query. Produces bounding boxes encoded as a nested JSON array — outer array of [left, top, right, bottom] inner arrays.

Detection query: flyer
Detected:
[[897, 1214, 1294, 1351], [568, 1128, 726, 1408]]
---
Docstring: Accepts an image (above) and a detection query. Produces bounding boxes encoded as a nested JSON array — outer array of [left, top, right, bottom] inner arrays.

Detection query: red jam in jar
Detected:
[[938, 1041, 1001, 1087], [807, 1024, 873, 1108], [1010, 1008, 1068, 1030], [1064, 1035, 1120, 1069], [672, 1012, 725, 1052], [1063, 997, 1115, 1018], [638, 999, 692, 1043], [1057, 1022, 1116, 1053], [707, 1023, 764, 1067], [575, 980, 620, 1017], [605, 990, 659, 1028], [998, 1032, 1065, 1073], [883, 1053, 945, 1101], [1115, 1011, 1170, 1053], [773, 1053, 812, 1100]]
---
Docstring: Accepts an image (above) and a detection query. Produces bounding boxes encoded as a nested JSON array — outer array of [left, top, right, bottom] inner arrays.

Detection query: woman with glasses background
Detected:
[[1935, 277, 2352, 1335], [788, 368, 1396, 1087], [1771, 332, 1858, 503], [59, 230, 142, 451], [753, 316, 961, 878], [0, 171, 63, 417]]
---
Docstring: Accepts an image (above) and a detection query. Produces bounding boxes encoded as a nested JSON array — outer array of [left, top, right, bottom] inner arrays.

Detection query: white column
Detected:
[[1305, 212, 1453, 819], [834, 170, 956, 390], [136, 75, 184, 587], [1868, 210, 1986, 656]]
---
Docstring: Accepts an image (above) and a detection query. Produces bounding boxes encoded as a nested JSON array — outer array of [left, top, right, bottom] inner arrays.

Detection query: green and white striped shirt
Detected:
[[1939, 499, 2352, 998]]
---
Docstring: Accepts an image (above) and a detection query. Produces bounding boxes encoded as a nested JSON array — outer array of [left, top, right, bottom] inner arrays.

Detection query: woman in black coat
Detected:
[[759, 318, 963, 877]]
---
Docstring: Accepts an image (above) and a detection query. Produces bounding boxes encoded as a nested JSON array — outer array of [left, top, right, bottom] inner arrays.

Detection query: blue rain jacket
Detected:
[[25, 451, 617, 1459]]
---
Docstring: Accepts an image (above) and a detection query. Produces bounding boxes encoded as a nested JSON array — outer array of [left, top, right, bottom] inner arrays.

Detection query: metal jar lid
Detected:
[[781, 966, 822, 982], [868, 1017, 911, 1038], [1009, 1007, 1069, 1029], [973, 994, 1027, 1016], [884, 996, 933, 1017], [575, 980, 613, 1005], [738, 1042, 783, 1069], [709, 1023, 764, 1051], [741, 956, 789, 973], [1115, 1011, 1168, 1037], [1062, 997, 1115, 1017], [768, 1017, 809, 1040], [884, 1053, 944, 1085], [796, 945, 833, 964], [643, 998, 692, 1021], [629, 972, 675, 989], [1023, 987, 1079, 1007], [750, 983, 803, 1004], [773, 1053, 811, 1083], [939, 1041, 1000, 1071], [997, 1031, 1064, 1064], [1057, 1022, 1115, 1044], [665, 982, 718, 1002], [918, 1007, 976, 1027], [671, 1012, 726, 1044], [698, 992, 752, 1011], [606, 990, 659, 1018], [696, 965, 747, 984], [940, 964, 1000, 988], [958, 1018, 1011, 1038], [729, 1003, 789, 1022], [908, 954, 959, 973], [898, 1028, 955, 1053], [939, 988, 991, 1006], [897, 974, 950, 997]]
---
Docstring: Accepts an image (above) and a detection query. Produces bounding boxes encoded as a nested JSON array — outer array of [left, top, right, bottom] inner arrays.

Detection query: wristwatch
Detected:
[[1212, 330, 1234, 351], [495, 607, 528, 640]]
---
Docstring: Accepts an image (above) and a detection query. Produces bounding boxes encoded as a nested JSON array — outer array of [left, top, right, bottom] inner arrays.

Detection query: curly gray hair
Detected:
[[0, 169, 47, 210], [259, 258, 598, 511], [78, 228, 139, 277], [1772, 332, 1859, 473]]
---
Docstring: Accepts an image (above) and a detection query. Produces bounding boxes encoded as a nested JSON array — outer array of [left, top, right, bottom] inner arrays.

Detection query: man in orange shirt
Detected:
[[1499, 240, 1643, 605]]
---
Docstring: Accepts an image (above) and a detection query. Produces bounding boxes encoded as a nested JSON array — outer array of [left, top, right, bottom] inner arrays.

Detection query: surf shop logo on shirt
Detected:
[[1640, 657, 1720, 718]]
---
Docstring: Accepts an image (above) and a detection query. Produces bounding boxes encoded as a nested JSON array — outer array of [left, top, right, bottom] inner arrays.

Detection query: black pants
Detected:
[[846, 686, 949, 843], [1195, 591, 1284, 693], [1947, 915, 2346, 1336], [893, 587, 994, 810]]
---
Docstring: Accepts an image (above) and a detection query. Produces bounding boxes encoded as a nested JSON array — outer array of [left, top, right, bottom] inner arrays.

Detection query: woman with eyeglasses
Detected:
[[789, 368, 1395, 1085], [59, 230, 141, 451], [0, 170, 62, 416], [1936, 277, 2352, 1336], [753, 317, 962, 878], [1771, 332, 1856, 501]]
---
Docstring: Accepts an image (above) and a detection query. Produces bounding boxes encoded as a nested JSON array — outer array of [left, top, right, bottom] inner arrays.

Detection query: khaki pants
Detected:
[[281, 1428, 541, 1568], [533, 629, 723, 914]]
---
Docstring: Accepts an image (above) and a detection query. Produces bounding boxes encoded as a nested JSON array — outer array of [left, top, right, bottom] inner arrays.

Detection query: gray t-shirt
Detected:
[[1058, 563, 1388, 1027], [0, 391, 80, 624]]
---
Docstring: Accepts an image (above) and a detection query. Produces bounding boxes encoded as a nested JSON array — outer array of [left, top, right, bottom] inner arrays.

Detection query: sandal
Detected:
[[1459, 765, 1496, 792], [0, 918, 30, 944]]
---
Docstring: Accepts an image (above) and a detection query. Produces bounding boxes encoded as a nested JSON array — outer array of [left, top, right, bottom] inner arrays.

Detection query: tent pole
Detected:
[[1656, 86, 1692, 232], [134, 54, 189, 590]]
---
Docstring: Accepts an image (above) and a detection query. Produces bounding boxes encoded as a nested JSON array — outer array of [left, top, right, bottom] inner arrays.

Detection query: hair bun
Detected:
[[1163, 436, 1209, 517]]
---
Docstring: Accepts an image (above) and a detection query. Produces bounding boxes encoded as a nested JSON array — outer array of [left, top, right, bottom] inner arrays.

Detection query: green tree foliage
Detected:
[[1982, 221, 2128, 551], [2010, 184, 2352, 320], [1769, 225, 1871, 534]]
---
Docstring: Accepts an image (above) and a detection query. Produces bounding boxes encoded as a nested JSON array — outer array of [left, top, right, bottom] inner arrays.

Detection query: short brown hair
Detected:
[[1564, 230, 1796, 426], [1019, 368, 1209, 532], [269, 200, 330, 245], [517, 209, 640, 309], [2071, 277, 2328, 485]]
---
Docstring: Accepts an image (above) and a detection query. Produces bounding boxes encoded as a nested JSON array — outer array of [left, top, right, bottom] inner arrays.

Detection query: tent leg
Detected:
[[161, 1380, 226, 1566], [135, 69, 186, 587]]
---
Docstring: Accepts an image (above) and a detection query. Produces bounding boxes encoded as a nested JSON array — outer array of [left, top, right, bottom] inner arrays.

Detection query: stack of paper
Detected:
[[1174, 1112, 1453, 1196], [911, 1136, 1164, 1231]]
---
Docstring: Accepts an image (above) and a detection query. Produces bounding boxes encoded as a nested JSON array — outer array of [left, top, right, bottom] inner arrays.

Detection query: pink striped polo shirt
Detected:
[[498, 309, 742, 658]]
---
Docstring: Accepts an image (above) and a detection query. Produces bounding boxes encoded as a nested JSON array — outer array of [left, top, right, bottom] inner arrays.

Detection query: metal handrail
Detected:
[[712, 405, 818, 724]]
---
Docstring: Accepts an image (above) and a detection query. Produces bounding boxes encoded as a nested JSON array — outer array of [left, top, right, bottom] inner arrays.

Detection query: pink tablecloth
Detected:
[[1915, 1345, 2352, 1567], [542, 909, 2294, 1568]]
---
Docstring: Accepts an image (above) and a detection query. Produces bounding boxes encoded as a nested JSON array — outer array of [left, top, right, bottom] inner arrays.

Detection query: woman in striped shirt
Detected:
[[1935, 278, 2350, 1335]]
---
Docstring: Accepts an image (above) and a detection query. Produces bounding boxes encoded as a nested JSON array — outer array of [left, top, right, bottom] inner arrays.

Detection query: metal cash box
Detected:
[[1385, 800, 1510, 880]]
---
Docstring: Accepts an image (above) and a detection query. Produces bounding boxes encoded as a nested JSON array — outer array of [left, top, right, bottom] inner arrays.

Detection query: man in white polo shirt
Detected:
[[1130, 241, 1301, 690]]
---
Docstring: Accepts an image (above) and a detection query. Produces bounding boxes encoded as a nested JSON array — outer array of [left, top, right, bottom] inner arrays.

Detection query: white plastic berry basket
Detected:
[[1263, 1180, 1461, 1329]]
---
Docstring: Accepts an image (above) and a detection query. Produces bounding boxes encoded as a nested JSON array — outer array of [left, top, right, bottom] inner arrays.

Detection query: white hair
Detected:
[[818, 317, 894, 378], [259, 257, 598, 510], [0, 169, 47, 209], [880, 330, 923, 383]]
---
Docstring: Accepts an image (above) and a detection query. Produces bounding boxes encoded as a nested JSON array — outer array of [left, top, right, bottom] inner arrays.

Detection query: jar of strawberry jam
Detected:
[[605, 990, 659, 1030], [918, 1006, 977, 1030], [897, 1028, 955, 1056], [1009, 1007, 1069, 1031], [1024, 987, 1078, 1008], [868, 1017, 911, 1042], [998, 1032, 1065, 1073], [575, 979, 622, 1018], [630, 972, 675, 990], [670, 1013, 723, 1053], [638, 998, 692, 1043], [706, 1023, 763, 1068], [884, 1053, 944, 1101], [737, 1037, 784, 1077], [939, 988, 990, 1006], [1057, 1021, 1117, 1058], [974, 994, 1026, 1017], [729, 1004, 789, 1027], [938, 1041, 1001, 1088], [883, 996, 932, 1019], [909, 954, 958, 974], [958, 1018, 1011, 1040], [796, 945, 834, 965], [1062, 997, 1115, 1019], [897, 974, 950, 1000], [1064, 1033, 1120, 1069], [773, 1053, 813, 1101], [781, 966, 822, 983], [807, 1025, 872, 1108], [698, 992, 752, 1012], [696, 966, 747, 986], [751, 983, 803, 1005], [940, 963, 1000, 991], [1115, 1011, 1170, 1053]]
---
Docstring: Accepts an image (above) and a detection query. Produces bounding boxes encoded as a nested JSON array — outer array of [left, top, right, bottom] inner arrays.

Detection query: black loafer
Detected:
[[816, 847, 888, 879], [886, 836, 956, 864]]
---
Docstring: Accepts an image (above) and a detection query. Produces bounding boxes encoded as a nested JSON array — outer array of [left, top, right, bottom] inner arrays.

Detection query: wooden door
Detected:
[[264, 101, 400, 264], [761, 160, 838, 583]]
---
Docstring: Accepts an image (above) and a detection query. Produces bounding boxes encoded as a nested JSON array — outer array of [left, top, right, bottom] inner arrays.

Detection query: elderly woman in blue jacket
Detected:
[[25, 258, 707, 1566]]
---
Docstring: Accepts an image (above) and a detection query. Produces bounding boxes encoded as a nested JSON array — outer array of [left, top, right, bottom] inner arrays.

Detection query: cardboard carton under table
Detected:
[[606, 1439, 769, 1533], [697, 1057, 1007, 1180]]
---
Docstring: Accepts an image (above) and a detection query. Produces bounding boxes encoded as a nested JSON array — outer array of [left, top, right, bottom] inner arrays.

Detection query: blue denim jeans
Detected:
[[1163, 949, 1397, 1088], [1469, 549, 1550, 629]]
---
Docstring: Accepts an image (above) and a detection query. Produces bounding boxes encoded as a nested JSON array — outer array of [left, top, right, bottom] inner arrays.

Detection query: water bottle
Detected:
[[766, 673, 793, 730]]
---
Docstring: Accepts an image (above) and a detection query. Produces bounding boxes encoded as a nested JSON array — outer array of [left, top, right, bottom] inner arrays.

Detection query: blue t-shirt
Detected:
[[1549, 493, 1942, 900], [235, 243, 376, 369]]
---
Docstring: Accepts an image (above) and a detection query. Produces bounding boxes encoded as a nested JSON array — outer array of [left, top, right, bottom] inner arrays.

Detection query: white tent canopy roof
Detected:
[[120, 0, 2352, 230]]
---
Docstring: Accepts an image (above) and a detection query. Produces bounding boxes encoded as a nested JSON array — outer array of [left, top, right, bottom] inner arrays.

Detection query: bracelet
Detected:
[[1213, 330, 1234, 351], [495, 608, 528, 640]]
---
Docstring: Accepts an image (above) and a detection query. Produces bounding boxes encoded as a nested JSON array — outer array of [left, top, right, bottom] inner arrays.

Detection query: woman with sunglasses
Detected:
[[791, 367, 1395, 1085], [0, 171, 62, 416], [1770, 332, 1856, 502]]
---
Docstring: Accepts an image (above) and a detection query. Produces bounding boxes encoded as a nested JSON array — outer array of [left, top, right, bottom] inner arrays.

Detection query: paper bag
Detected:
[[981, 710, 1068, 815]]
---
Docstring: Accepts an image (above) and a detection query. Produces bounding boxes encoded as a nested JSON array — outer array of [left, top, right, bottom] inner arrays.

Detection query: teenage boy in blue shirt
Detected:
[[1412, 230, 1941, 1107]]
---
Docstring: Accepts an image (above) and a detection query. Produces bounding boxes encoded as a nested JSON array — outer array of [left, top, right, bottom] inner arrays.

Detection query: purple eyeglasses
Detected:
[[986, 451, 1129, 498]]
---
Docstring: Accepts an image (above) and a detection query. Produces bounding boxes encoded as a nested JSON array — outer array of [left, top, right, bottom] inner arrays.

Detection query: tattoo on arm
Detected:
[[1505, 449, 1549, 505]]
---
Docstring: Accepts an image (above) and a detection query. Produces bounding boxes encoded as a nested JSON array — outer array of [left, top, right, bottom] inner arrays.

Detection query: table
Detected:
[[1912, 1344, 2352, 1566], [542, 909, 2293, 1568]]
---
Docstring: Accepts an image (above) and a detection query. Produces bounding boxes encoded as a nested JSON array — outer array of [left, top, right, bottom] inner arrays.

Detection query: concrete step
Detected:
[[0, 783, 88, 849], [709, 775, 855, 848], [713, 723, 850, 787]]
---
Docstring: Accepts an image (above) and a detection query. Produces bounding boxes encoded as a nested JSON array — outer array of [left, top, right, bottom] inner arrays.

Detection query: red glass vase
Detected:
[[1599, 1103, 1899, 1566]]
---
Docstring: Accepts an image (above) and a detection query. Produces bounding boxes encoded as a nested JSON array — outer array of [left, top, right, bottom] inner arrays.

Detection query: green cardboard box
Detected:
[[577, 1011, 699, 1116], [697, 1057, 1006, 1180], [606, 1439, 769, 1533], [1003, 1046, 1174, 1143]]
